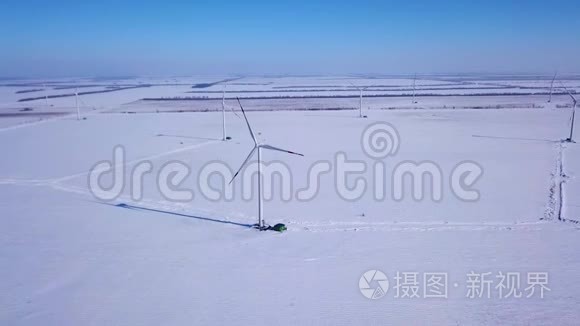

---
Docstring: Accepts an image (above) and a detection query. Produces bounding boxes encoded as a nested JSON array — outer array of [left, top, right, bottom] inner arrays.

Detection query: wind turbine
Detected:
[[412, 74, 418, 104], [75, 87, 81, 120], [349, 82, 368, 118], [229, 98, 304, 230], [548, 71, 557, 103], [44, 84, 49, 107], [560, 83, 577, 143], [220, 84, 239, 141], [222, 85, 228, 140]]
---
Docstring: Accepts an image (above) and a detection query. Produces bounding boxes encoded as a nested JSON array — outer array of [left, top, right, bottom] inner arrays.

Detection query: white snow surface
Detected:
[[1, 76, 580, 325]]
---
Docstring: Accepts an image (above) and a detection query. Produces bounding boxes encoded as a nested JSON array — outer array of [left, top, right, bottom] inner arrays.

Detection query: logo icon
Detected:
[[359, 269, 389, 299]]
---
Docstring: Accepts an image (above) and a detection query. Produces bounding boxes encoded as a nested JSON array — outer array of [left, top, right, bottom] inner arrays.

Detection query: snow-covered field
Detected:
[[1, 75, 579, 325]]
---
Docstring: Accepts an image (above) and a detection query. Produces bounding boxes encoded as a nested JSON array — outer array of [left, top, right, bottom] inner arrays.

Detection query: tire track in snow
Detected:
[[545, 141, 579, 224], [3, 176, 570, 233], [559, 142, 580, 224], [54, 139, 219, 183], [545, 143, 564, 221], [289, 220, 555, 232], [0, 139, 220, 197]]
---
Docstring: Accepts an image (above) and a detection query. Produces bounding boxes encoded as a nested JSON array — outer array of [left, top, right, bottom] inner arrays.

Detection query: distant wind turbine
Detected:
[[220, 84, 239, 141], [548, 72, 558, 103], [412, 74, 418, 104], [75, 87, 81, 120], [560, 83, 577, 143], [349, 82, 368, 118], [44, 84, 49, 107], [229, 98, 304, 229], [222, 85, 227, 140]]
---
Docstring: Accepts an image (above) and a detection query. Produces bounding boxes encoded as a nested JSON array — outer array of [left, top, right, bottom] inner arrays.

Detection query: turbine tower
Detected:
[[359, 88, 363, 117], [230, 98, 304, 229], [222, 85, 227, 140], [219, 83, 238, 141], [44, 84, 49, 107], [412, 74, 418, 104], [349, 82, 368, 118], [75, 87, 80, 120]]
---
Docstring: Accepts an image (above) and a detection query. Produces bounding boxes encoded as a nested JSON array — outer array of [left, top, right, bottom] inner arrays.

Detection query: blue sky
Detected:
[[1, 0, 579, 77]]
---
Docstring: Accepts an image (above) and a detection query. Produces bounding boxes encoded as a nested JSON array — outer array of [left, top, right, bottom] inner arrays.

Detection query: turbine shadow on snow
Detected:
[[103, 202, 253, 228]]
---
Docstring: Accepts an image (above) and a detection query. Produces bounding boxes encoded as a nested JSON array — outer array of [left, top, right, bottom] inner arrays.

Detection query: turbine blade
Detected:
[[236, 98, 257, 144], [348, 81, 361, 91], [221, 84, 240, 118], [559, 82, 577, 101], [260, 144, 304, 156], [229, 105, 241, 118], [229, 146, 257, 184]]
